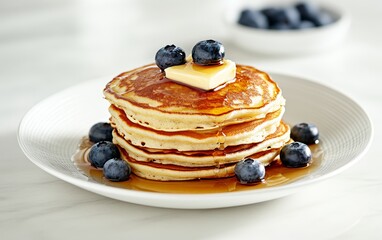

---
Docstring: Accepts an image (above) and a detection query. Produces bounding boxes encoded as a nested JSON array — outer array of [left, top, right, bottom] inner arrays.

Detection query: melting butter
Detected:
[[165, 59, 236, 91]]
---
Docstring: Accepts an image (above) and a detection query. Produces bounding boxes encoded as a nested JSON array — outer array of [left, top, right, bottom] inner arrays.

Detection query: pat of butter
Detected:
[[164, 59, 236, 91]]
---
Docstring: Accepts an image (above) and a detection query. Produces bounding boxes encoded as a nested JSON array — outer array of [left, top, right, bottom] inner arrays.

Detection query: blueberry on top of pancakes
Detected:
[[155, 44, 186, 71], [192, 40, 225, 66]]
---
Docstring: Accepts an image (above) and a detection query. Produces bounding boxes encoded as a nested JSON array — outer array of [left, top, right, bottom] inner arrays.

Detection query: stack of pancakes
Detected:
[[104, 64, 289, 181]]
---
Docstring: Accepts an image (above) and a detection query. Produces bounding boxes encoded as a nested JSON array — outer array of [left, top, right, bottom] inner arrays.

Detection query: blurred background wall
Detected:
[[0, 0, 229, 82]]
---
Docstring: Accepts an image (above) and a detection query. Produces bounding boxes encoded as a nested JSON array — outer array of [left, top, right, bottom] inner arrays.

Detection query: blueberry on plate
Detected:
[[234, 158, 265, 184], [103, 158, 131, 182], [155, 44, 186, 71], [291, 123, 319, 144], [89, 122, 113, 143], [88, 141, 120, 168], [192, 40, 225, 66], [238, 9, 268, 29], [280, 142, 312, 168]]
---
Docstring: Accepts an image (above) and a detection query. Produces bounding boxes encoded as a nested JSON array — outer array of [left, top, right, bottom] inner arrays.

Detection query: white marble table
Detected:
[[1, 0, 381, 239]]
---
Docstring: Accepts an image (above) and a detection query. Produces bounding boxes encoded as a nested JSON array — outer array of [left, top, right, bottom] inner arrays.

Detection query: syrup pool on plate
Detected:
[[72, 138, 324, 194]]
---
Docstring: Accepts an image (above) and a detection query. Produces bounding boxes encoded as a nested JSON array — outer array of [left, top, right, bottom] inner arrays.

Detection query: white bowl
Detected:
[[224, 1, 351, 55]]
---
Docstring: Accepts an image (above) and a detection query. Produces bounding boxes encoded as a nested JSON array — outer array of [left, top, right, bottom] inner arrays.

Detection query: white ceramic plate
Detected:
[[18, 73, 373, 209]]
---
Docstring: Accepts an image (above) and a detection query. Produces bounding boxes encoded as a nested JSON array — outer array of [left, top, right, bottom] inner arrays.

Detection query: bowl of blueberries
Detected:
[[225, 0, 351, 55]]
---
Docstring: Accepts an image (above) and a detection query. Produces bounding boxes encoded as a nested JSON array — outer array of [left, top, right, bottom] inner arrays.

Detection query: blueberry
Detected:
[[293, 20, 315, 29], [291, 123, 319, 145], [155, 44, 186, 71], [270, 22, 291, 30], [281, 7, 301, 26], [234, 158, 265, 184], [89, 122, 113, 143], [263, 7, 300, 27], [192, 40, 225, 66], [295, 1, 320, 21], [88, 141, 120, 168], [280, 142, 312, 168], [295, 2, 333, 27], [310, 12, 334, 27], [103, 158, 131, 182], [261, 7, 281, 26], [238, 9, 268, 29]]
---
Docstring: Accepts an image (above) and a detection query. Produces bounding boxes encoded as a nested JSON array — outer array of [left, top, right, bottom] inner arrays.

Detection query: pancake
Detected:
[[120, 148, 281, 181], [112, 121, 290, 167], [109, 104, 285, 151], [104, 64, 285, 132], [104, 62, 289, 181]]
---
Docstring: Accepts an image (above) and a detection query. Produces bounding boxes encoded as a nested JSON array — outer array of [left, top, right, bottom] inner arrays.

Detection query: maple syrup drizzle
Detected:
[[72, 138, 324, 194]]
